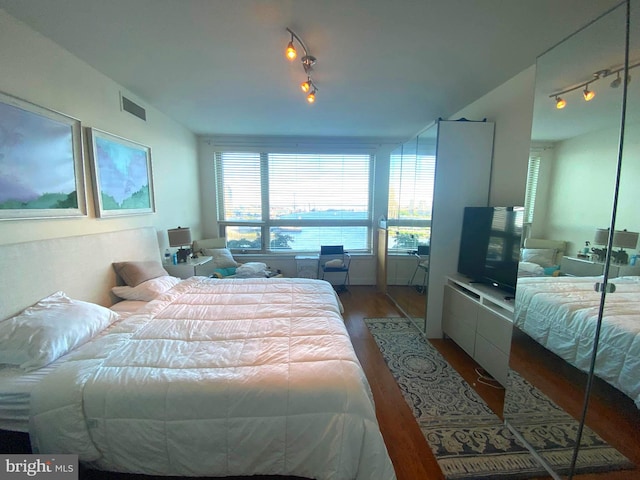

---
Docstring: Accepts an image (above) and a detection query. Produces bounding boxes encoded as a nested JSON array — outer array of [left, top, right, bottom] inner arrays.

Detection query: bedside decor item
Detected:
[[0, 91, 86, 220], [87, 128, 155, 217], [168, 226, 192, 263], [592, 228, 639, 264]]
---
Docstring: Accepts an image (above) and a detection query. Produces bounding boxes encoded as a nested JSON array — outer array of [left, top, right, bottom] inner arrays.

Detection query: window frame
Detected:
[[214, 151, 375, 254], [386, 144, 436, 253]]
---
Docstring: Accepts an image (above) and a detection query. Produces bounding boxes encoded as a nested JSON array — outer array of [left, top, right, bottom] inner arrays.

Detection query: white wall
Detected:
[[195, 67, 538, 284], [450, 66, 536, 207], [0, 9, 200, 251], [0, 5, 539, 276], [534, 124, 640, 256]]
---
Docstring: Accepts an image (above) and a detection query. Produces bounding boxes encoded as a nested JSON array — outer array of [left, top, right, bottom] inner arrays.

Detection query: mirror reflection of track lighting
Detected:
[[582, 84, 595, 101], [610, 71, 622, 88], [285, 28, 318, 103], [549, 60, 638, 108]]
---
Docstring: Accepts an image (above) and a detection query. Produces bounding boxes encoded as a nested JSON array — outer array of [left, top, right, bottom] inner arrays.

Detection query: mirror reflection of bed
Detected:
[[505, 1, 640, 477]]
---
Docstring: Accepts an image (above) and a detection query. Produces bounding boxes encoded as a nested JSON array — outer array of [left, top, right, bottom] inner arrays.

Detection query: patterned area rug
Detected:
[[364, 318, 633, 479]]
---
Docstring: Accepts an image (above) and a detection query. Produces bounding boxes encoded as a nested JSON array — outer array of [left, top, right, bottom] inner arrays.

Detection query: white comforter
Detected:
[[29, 277, 395, 480], [514, 275, 640, 408]]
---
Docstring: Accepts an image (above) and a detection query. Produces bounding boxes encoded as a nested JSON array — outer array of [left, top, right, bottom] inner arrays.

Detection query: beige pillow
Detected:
[[202, 248, 239, 268], [113, 261, 169, 287]]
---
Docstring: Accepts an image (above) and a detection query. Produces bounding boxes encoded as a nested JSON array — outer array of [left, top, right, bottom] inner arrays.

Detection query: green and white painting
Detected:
[[87, 128, 155, 217], [0, 92, 86, 219]]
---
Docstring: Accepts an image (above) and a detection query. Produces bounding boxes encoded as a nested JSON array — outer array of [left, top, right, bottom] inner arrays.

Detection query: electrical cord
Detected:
[[474, 367, 504, 389]]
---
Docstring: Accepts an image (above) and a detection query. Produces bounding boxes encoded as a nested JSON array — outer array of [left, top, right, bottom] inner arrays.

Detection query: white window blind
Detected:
[[524, 155, 541, 224], [268, 153, 370, 221], [387, 144, 436, 250], [215, 151, 373, 252], [215, 152, 263, 222]]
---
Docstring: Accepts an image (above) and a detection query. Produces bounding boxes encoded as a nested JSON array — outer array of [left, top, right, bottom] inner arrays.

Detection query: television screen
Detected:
[[458, 206, 524, 294]]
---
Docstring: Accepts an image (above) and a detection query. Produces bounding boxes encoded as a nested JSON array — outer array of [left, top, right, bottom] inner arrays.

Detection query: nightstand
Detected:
[[164, 256, 215, 279], [560, 255, 640, 277]]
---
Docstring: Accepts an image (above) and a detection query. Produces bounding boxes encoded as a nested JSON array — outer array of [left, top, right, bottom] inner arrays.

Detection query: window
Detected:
[[387, 145, 436, 252], [524, 155, 541, 224], [215, 152, 373, 252]]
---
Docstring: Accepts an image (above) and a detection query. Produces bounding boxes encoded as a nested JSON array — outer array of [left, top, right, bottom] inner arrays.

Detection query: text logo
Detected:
[[1, 455, 78, 479]]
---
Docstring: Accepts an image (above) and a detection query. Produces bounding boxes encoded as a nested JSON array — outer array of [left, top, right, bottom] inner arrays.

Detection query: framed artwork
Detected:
[[0, 91, 86, 220], [87, 128, 155, 218]]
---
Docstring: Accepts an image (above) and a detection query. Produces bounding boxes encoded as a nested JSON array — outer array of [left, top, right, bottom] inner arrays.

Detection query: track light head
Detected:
[[610, 72, 621, 88], [286, 40, 297, 61], [301, 78, 312, 93], [583, 86, 595, 101], [555, 96, 566, 109], [306, 88, 317, 104]]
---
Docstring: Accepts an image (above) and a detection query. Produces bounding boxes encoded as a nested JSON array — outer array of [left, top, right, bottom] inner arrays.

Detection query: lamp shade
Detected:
[[613, 230, 639, 249], [594, 228, 609, 245], [168, 227, 192, 247]]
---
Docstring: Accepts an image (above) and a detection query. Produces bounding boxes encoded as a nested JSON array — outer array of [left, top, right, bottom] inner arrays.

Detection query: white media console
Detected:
[[442, 274, 514, 386]]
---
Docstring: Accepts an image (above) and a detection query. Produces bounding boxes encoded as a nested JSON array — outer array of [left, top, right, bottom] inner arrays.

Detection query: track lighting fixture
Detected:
[[285, 27, 318, 103], [549, 60, 638, 109]]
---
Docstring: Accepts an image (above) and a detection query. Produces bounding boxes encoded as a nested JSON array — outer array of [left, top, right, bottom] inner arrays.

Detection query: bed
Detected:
[[514, 274, 640, 409], [517, 238, 567, 278], [0, 228, 395, 479]]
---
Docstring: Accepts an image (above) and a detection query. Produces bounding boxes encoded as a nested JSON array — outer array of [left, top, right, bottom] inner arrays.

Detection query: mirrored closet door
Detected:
[[505, 1, 640, 478], [386, 134, 432, 333]]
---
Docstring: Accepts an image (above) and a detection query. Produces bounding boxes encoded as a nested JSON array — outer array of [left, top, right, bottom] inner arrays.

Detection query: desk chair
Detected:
[[319, 245, 351, 292], [409, 245, 430, 293]]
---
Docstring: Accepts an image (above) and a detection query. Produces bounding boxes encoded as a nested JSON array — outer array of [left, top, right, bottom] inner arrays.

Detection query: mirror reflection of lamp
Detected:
[[612, 229, 639, 264], [592, 228, 639, 264], [168, 227, 192, 263]]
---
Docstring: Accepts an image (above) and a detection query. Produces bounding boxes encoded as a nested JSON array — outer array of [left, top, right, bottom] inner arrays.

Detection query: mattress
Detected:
[[28, 277, 395, 479], [0, 366, 53, 432], [0, 309, 144, 432], [514, 275, 640, 408]]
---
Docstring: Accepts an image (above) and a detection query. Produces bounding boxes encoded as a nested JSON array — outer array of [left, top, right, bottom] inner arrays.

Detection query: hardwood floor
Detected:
[[340, 286, 640, 480]]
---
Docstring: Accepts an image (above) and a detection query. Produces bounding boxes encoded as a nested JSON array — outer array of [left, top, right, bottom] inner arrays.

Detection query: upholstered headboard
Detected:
[[523, 238, 567, 266], [0, 227, 161, 321]]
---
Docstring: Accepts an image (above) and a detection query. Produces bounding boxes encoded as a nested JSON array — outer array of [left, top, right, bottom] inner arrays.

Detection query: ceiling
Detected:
[[0, 0, 622, 140]]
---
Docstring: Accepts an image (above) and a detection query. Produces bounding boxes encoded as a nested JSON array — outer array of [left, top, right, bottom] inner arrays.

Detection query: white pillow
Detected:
[[521, 248, 557, 268], [0, 292, 119, 371], [203, 248, 239, 268], [518, 261, 545, 276], [112, 275, 181, 301], [235, 262, 268, 277]]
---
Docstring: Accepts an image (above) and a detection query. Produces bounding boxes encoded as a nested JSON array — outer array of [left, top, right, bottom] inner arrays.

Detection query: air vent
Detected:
[[120, 94, 146, 121]]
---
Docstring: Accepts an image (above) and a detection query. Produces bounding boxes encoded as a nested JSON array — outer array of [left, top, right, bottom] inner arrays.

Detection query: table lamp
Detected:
[[168, 227, 192, 263], [613, 229, 639, 264]]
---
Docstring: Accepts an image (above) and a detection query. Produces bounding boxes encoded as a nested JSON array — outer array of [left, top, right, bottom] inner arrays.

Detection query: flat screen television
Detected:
[[457, 206, 524, 295]]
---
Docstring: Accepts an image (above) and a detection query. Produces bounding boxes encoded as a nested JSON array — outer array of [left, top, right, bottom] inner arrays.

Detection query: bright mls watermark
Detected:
[[1, 455, 78, 479]]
